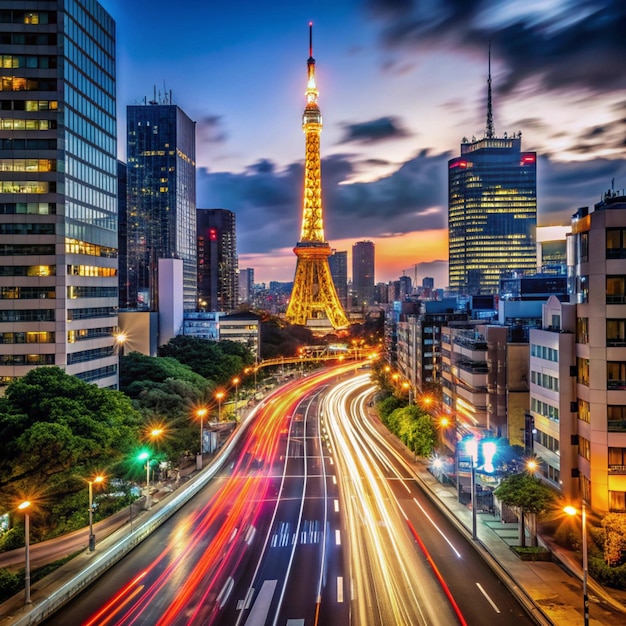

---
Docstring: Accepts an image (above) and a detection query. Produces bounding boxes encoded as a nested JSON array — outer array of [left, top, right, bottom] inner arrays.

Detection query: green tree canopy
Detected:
[[0, 367, 141, 514], [494, 472, 555, 515], [157, 336, 253, 384]]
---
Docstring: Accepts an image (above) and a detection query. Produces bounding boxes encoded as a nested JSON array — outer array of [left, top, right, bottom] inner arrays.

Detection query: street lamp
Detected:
[[565, 502, 589, 626], [138, 451, 151, 510], [402, 381, 413, 405], [88, 475, 105, 551], [18, 501, 31, 605], [464, 438, 478, 540], [196, 407, 208, 469], [114, 331, 127, 356], [216, 391, 225, 422], [232, 377, 240, 421]]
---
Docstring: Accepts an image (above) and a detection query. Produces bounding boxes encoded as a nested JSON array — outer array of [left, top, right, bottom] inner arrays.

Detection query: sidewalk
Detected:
[[412, 456, 626, 625]]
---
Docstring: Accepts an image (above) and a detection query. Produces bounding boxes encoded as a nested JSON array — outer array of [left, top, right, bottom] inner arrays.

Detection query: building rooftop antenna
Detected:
[[486, 42, 495, 139]]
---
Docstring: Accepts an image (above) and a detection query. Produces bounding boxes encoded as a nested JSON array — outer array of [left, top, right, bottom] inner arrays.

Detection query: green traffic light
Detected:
[[137, 451, 149, 461]]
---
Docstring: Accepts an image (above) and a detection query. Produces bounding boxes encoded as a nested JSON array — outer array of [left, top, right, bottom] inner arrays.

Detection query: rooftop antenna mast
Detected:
[[486, 42, 495, 139]]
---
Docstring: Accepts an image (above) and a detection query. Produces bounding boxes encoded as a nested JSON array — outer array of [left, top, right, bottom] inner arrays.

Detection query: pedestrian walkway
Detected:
[[412, 456, 626, 625]]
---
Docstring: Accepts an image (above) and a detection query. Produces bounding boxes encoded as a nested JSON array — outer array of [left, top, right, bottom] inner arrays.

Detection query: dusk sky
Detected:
[[103, 0, 626, 287]]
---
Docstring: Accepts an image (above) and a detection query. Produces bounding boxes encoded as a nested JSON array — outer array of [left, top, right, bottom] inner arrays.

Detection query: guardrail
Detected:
[[1, 406, 256, 626]]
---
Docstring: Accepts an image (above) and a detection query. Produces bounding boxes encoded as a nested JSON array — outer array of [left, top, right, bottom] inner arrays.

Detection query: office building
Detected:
[[329, 250, 348, 309], [536, 225, 569, 275], [239, 268, 254, 305], [123, 101, 196, 311], [0, 0, 118, 389], [197, 208, 238, 312], [448, 53, 536, 295], [352, 240, 375, 306]]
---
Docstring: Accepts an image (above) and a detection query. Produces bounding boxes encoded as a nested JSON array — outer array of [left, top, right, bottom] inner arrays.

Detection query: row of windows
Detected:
[[65, 41, 115, 107], [0, 118, 56, 131], [0, 55, 57, 69], [75, 364, 116, 384], [0, 287, 55, 299], [66, 179, 116, 218], [606, 229, 626, 259], [0, 223, 54, 235], [0, 99, 58, 111], [0, 138, 57, 150], [0, 265, 55, 277], [607, 320, 626, 346], [0, 181, 54, 194], [531, 370, 559, 391], [534, 428, 559, 452], [608, 362, 626, 390], [65, 4, 115, 60], [0, 331, 54, 344], [0, 159, 56, 172], [530, 344, 558, 362], [66, 132, 117, 177], [68, 326, 116, 343], [577, 358, 589, 386], [68, 265, 117, 277], [66, 152, 116, 194], [65, 239, 117, 258], [0, 203, 55, 216], [609, 491, 626, 512], [0, 244, 55, 256], [0, 77, 57, 92], [531, 397, 559, 421], [608, 406, 626, 432], [0, 11, 56, 24], [67, 307, 116, 320], [68, 286, 117, 299], [0, 33, 57, 46], [579, 399, 590, 423], [579, 436, 591, 461], [0, 354, 54, 365], [609, 447, 626, 466], [65, 66, 114, 123], [607, 276, 626, 303], [67, 345, 114, 364], [0, 309, 54, 322]]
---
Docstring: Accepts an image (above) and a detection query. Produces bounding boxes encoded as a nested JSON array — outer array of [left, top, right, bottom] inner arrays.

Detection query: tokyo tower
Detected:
[[285, 25, 349, 330]]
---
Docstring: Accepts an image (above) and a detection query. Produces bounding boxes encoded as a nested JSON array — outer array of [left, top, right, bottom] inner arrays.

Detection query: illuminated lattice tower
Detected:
[[285, 25, 349, 330]]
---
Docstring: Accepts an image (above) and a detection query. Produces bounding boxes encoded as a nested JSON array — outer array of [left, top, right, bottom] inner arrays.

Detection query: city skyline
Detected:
[[103, 0, 626, 285]]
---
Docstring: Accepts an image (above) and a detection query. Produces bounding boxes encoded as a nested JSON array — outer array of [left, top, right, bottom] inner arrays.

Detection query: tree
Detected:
[[494, 472, 555, 547], [602, 513, 626, 566], [0, 367, 141, 533]]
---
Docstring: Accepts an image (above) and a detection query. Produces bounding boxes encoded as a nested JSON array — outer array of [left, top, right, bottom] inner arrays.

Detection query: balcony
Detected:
[[609, 465, 626, 475], [608, 380, 626, 390]]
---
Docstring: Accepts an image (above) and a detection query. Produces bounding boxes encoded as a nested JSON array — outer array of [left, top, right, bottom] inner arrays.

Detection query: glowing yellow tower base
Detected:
[[285, 24, 349, 332]]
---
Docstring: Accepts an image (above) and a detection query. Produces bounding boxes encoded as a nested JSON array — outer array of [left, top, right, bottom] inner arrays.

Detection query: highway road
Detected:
[[323, 373, 536, 626], [44, 365, 534, 625]]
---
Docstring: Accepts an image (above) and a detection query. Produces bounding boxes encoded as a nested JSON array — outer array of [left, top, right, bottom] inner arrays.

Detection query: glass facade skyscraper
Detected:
[[197, 208, 238, 312], [352, 240, 375, 306], [448, 135, 537, 295], [0, 0, 118, 389], [123, 103, 196, 311]]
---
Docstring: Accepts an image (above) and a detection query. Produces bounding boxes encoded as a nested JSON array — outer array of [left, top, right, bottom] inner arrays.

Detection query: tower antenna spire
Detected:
[[486, 41, 495, 139], [309, 21, 313, 59]]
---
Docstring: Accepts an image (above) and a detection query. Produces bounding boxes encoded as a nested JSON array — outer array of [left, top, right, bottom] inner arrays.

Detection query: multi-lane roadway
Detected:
[[45, 364, 534, 625]]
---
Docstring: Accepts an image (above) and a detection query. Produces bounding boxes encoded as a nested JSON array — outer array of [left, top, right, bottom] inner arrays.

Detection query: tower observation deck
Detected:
[[285, 24, 349, 331]]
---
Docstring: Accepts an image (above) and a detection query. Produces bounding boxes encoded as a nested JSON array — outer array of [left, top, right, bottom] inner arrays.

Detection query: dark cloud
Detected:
[[337, 116, 413, 144], [197, 115, 227, 144], [365, 0, 626, 95], [198, 150, 626, 256], [581, 125, 607, 139]]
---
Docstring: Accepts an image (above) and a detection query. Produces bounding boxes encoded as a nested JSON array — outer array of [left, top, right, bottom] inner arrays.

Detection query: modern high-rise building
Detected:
[[123, 102, 196, 311], [329, 249, 348, 309], [197, 208, 238, 312], [352, 240, 375, 306], [448, 52, 537, 296], [0, 0, 119, 389], [239, 268, 254, 305]]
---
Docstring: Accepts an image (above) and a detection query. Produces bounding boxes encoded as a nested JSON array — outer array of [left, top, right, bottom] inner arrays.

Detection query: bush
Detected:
[[589, 555, 626, 589], [0, 527, 24, 552], [0, 568, 21, 603]]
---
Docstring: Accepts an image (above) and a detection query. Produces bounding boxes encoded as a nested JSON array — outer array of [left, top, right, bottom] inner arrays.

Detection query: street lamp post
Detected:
[[216, 391, 224, 422], [196, 407, 207, 470], [88, 475, 104, 551], [232, 377, 240, 421], [138, 451, 151, 510], [565, 502, 589, 626], [18, 501, 31, 604], [465, 438, 478, 540]]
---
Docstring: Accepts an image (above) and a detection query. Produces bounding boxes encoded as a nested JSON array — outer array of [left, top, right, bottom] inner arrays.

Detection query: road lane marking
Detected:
[[476, 582, 501, 613], [335, 529, 341, 545], [244, 579, 277, 625], [413, 497, 462, 558], [334, 499, 339, 512], [337, 576, 344, 603]]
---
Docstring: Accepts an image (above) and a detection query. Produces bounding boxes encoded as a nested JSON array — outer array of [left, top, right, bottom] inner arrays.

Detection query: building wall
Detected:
[[124, 103, 196, 311], [0, 0, 119, 389]]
